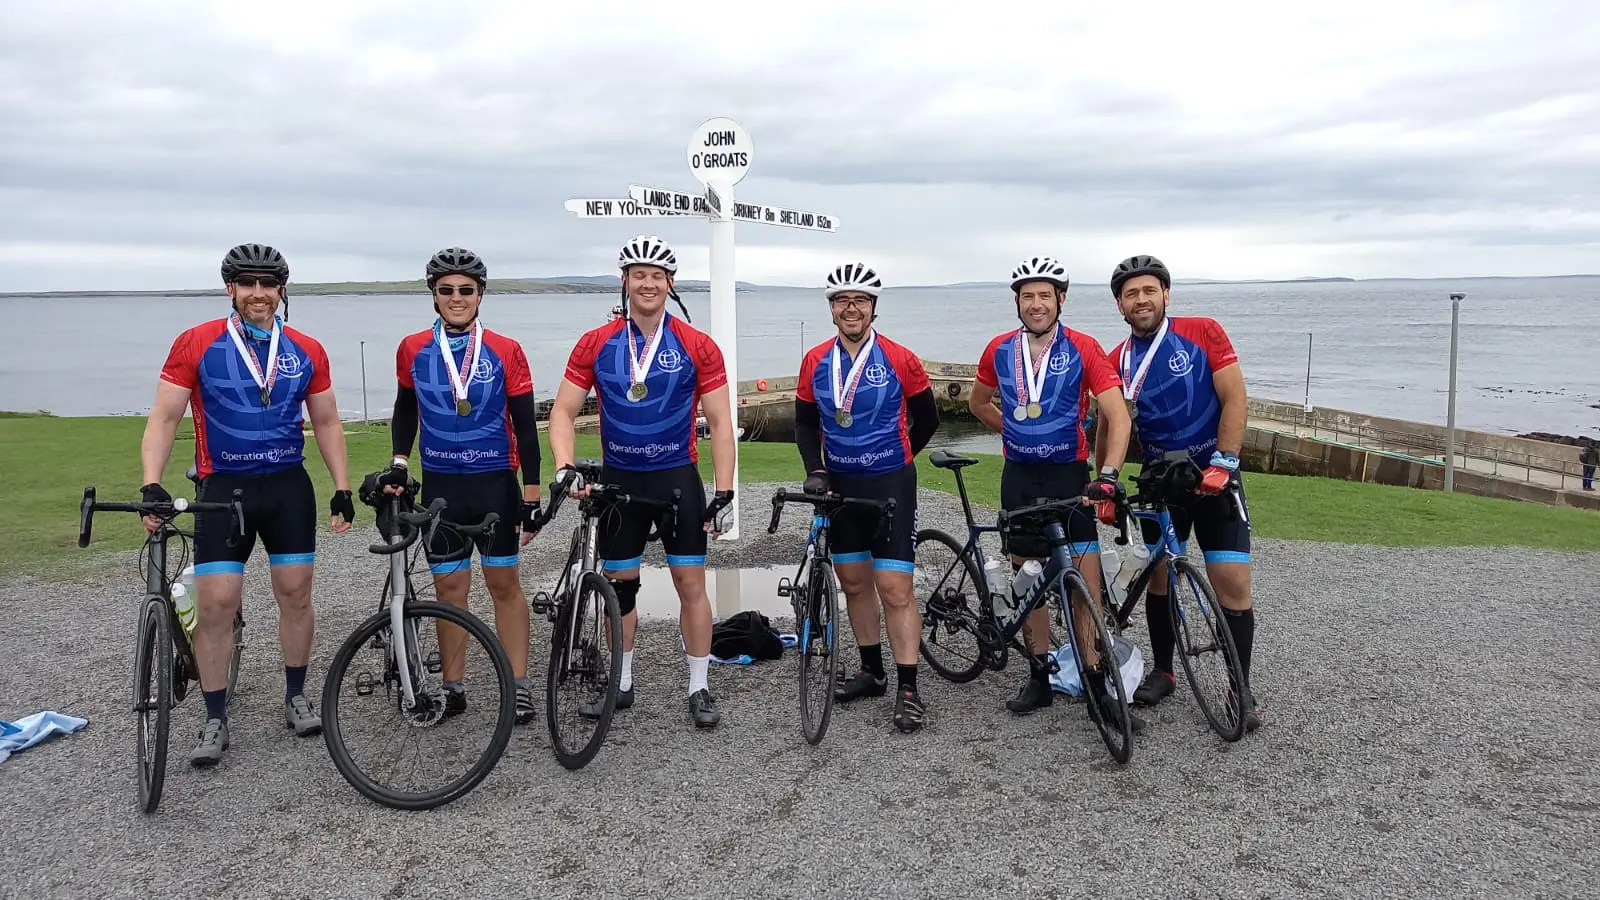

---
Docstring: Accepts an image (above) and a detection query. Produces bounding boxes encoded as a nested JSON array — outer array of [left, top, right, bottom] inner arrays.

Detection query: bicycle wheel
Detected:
[[546, 570, 622, 770], [1169, 558, 1248, 742], [134, 597, 172, 815], [1058, 570, 1134, 764], [798, 558, 841, 745], [321, 601, 517, 811], [914, 528, 988, 683], [226, 611, 245, 700]]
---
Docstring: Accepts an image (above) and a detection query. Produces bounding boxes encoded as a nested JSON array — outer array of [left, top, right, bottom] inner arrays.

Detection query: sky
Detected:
[[1, 0, 1597, 293]]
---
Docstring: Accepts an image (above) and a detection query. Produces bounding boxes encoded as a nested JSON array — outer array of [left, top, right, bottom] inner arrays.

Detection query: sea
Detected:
[[1, 277, 1596, 441]]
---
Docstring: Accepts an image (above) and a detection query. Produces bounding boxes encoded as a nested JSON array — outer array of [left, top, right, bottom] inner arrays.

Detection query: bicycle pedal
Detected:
[[424, 650, 442, 674], [355, 671, 376, 696], [529, 591, 552, 615], [775, 577, 792, 598]]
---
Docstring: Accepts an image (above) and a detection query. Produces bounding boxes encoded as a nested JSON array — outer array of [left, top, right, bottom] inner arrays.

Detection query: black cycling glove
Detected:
[[802, 471, 829, 495], [703, 490, 734, 530], [141, 482, 172, 506], [330, 490, 356, 523]]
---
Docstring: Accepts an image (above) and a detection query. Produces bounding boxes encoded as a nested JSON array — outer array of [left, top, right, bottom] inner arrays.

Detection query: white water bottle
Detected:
[[982, 558, 1006, 595], [173, 565, 198, 639], [1010, 559, 1044, 612]]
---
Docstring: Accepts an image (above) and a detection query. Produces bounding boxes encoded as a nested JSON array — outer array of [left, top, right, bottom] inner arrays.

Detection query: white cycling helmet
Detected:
[[618, 235, 678, 273], [825, 262, 882, 299], [1009, 256, 1070, 291]]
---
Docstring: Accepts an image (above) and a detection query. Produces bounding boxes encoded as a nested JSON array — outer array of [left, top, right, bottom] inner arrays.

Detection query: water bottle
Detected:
[[173, 565, 198, 640], [982, 558, 1006, 596], [1007, 560, 1045, 626], [1100, 546, 1126, 608]]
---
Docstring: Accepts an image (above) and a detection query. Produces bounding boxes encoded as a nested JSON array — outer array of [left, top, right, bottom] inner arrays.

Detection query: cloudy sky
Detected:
[[2, 0, 1597, 293]]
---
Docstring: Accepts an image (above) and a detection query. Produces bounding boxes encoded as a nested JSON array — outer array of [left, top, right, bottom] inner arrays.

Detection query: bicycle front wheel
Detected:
[[1058, 570, 1134, 765], [133, 597, 172, 815], [546, 571, 623, 770], [798, 559, 841, 745], [321, 601, 517, 811], [1169, 558, 1248, 742], [914, 528, 989, 683]]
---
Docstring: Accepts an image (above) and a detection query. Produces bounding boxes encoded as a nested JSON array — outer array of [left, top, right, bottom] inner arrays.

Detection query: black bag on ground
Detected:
[[710, 611, 785, 661]]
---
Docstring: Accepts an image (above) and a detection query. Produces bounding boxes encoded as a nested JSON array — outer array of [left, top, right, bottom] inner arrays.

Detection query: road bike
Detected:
[[1098, 451, 1250, 742], [529, 461, 679, 770], [77, 481, 245, 814], [766, 487, 896, 745], [320, 488, 517, 810]]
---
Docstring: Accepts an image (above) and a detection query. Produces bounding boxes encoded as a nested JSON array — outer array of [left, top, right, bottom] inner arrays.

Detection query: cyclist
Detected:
[[1098, 254, 1260, 731], [364, 247, 542, 725], [547, 235, 737, 729], [795, 262, 940, 733], [140, 243, 355, 767], [969, 257, 1141, 730]]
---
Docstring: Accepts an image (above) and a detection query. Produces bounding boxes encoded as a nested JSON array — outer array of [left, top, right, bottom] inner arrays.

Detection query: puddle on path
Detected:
[[634, 566, 798, 621]]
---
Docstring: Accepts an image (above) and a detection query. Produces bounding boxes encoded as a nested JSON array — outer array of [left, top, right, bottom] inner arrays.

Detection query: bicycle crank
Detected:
[[975, 620, 1007, 669]]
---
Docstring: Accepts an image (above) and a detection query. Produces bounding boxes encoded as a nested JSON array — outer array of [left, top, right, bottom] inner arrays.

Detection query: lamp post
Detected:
[[1444, 292, 1465, 492], [1303, 332, 1313, 413]]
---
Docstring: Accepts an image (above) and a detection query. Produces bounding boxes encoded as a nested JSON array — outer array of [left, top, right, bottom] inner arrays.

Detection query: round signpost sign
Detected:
[[687, 117, 753, 186]]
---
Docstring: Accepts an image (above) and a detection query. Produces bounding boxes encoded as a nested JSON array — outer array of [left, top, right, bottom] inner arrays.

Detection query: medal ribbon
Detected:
[[435, 317, 483, 404], [627, 314, 666, 389], [226, 312, 281, 403], [1119, 316, 1171, 402], [1014, 326, 1057, 409], [830, 329, 878, 419]]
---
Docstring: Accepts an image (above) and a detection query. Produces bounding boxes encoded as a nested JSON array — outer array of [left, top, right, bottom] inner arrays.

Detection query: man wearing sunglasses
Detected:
[[140, 242, 356, 767], [365, 247, 542, 726]]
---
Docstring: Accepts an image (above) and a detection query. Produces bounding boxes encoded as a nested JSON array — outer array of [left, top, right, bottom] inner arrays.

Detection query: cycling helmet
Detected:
[[220, 243, 289, 283], [618, 235, 678, 273], [1110, 254, 1171, 297], [1009, 256, 1070, 292], [426, 247, 488, 287], [824, 262, 882, 300]]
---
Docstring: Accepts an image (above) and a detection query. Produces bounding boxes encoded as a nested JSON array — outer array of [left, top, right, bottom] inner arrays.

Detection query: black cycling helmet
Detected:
[[1110, 254, 1171, 298], [426, 247, 488, 288], [221, 243, 289, 283]]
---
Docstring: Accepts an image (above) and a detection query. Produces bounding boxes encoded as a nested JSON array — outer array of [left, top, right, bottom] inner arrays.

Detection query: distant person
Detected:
[[547, 235, 737, 729], [1098, 254, 1261, 733], [1582, 438, 1598, 491], [794, 262, 940, 732], [363, 247, 542, 726], [967, 256, 1138, 731], [139, 243, 355, 767]]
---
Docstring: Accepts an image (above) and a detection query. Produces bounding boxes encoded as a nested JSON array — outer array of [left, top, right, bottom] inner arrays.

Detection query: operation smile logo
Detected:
[[1048, 349, 1071, 375], [655, 348, 685, 374], [863, 364, 890, 387], [275, 354, 305, 378], [470, 358, 497, 384], [219, 446, 289, 464]]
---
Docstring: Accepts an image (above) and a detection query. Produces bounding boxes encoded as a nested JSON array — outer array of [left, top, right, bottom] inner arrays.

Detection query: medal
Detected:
[[1013, 325, 1058, 421], [226, 313, 281, 408], [435, 317, 483, 416], [829, 329, 877, 431], [1119, 317, 1171, 402], [626, 316, 666, 403]]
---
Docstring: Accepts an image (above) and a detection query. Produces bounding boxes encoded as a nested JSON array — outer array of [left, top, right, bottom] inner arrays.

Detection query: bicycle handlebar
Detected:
[[997, 490, 1133, 549], [368, 495, 500, 564], [77, 485, 246, 550], [766, 488, 897, 540], [532, 463, 683, 533]]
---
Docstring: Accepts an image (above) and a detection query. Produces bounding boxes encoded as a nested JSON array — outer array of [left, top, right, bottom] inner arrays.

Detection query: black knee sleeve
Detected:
[[608, 577, 641, 617]]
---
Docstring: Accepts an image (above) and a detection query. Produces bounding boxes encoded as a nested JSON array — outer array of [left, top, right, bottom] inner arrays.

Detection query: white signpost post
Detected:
[[563, 117, 839, 540]]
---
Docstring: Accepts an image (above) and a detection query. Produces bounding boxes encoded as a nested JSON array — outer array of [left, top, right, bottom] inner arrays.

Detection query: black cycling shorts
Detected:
[[420, 469, 522, 574], [1000, 459, 1100, 560], [828, 464, 918, 573], [193, 464, 317, 575], [597, 463, 707, 572], [1135, 474, 1252, 565]]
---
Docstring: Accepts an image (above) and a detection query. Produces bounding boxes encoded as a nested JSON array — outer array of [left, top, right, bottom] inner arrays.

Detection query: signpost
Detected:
[[563, 117, 840, 539]]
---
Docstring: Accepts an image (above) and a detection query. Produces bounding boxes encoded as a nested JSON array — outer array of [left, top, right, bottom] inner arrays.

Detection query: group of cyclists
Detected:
[[136, 236, 1261, 768]]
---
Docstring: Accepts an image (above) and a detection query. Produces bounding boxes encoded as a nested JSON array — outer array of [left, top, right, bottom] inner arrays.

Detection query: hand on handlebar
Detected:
[[802, 470, 828, 495], [1095, 499, 1119, 527], [519, 498, 541, 546], [557, 465, 589, 499], [139, 482, 171, 535]]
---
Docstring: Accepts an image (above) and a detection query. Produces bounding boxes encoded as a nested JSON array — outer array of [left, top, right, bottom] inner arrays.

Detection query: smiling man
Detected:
[[139, 242, 355, 767], [367, 247, 542, 726]]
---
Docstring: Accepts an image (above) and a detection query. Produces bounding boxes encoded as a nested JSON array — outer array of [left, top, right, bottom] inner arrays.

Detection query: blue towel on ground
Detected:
[[0, 712, 89, 764]]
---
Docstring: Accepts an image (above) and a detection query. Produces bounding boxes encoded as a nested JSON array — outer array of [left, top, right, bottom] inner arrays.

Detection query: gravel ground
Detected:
[[3, 480, 1599, 899]]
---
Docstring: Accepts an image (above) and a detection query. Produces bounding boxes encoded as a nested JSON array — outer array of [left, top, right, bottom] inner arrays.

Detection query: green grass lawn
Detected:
[[4, 414, 1598, 580]]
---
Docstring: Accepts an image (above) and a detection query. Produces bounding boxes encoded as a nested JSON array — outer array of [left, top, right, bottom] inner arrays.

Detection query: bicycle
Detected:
[[319, 489, 517, 811], [914, 448, 1136, 764], [765, 487, 896, 746], [529, 461, 679, 770], [1097, 450, 1250, 742], [77, 483, 246, 814]]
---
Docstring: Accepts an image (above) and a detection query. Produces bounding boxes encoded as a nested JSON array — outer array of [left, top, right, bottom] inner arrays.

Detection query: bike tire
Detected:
[[321, 601, 517, 811], [135, 597, 172, 815], [914, 528, 988, 684], [1169, 558, 1248, 742], [226, 612, 244, 701], [798, 559, 841, 745], [1059, 569, 1134, 765], [546, 570, 622, 770]]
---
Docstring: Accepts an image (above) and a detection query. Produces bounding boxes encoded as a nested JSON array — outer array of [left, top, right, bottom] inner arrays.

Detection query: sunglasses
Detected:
[[435, 285, 478, 297], [233, 275, 282, 289]]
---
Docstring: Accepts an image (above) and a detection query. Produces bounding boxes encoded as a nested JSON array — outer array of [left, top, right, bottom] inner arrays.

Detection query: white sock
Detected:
[[619, 650, 634, 693], [687, 654, 710, 696]]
